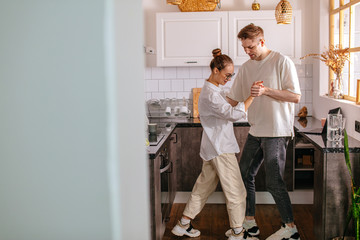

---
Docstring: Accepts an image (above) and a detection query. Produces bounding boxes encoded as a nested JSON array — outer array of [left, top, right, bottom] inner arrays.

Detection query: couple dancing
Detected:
[[171, 24, 301, 240]]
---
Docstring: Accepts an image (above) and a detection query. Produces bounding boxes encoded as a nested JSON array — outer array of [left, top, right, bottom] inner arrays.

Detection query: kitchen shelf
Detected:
[[293, 132, 315, 190], [294, 170, 314, 189]]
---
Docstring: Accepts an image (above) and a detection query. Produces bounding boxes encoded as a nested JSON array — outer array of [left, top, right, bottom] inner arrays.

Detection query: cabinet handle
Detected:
[[160, 161, 171, 173], [167, 161, 173, 173], [170, 133, 178, 143], [185, 61, 198, 64]]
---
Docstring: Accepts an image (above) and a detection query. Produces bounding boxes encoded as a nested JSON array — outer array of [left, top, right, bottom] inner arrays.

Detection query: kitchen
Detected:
[[0, 1, 359, 240], [144, 0, 360, 240]]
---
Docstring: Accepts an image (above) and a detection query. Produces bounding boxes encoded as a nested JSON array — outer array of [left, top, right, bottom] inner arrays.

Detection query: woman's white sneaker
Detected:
[[171, 221, 201, 237], [225, 226, 260, 238], [265, 223, 300, 240]]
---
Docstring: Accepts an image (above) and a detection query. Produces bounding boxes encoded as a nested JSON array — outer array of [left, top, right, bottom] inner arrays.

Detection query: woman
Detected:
[[171, 49, 255, 240]]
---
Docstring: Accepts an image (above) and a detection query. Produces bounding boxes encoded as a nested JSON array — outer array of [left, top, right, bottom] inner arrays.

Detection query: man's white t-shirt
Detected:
[[228, 51, 301, 137]]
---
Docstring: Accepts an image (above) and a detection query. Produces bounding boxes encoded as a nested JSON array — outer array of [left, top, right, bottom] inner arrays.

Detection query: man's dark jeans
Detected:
[[240, 134, 294, 223]]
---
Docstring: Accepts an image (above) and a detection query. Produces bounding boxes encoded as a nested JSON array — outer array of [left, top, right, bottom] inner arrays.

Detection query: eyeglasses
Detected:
[[225, 73, 235, 80]]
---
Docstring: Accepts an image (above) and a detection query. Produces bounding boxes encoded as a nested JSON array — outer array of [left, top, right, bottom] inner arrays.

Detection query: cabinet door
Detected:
[[178, 127, 203, 191], [156, 12, 228, 66], [149, 155, 162, 240], [229, 10, 301, 65]]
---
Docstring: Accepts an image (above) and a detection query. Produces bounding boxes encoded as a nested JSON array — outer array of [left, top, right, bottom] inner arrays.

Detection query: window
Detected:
[[330, 0, 360, 101]]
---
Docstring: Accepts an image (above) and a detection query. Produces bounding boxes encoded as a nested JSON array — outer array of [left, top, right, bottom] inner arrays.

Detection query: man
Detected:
[[226, 23, 301, 240]]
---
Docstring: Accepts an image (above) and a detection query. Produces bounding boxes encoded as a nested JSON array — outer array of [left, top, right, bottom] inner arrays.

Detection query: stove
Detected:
[[148, 134, 165, 146]]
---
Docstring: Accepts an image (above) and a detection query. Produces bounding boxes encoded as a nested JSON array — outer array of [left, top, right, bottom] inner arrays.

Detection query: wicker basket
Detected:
[[275, 0, 292, 24], [177, 0, 217, 12]]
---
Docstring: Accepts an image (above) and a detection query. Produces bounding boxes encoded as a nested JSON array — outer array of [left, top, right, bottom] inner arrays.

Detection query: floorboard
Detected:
[[163, 204, 314, 240]]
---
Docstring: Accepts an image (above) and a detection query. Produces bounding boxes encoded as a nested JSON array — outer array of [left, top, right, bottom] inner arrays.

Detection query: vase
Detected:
[[333, 74, 343, 99]]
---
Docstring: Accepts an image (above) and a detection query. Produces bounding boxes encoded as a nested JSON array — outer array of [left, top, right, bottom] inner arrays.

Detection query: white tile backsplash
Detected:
[[144, 67, 152, 79], [171, 79, 184, 91], [145, 92, 152, 100], [177, 92, 192, 99], [197, 78, 206, 88], [144, 64, 314, 115], [152, 92, 165, 99], [145, 80, 158, 92], [151, 67, 164, 79], [305, 77, 312, 90], [184, 79, 197, 91], [189, 67, 203, 78], [305, 64, 313, 78], [202, 67, 211, 78], [176, 67, 190, 78], [159, 80, 171, 92], [296, 64, 305, 78], [299, 78, 306, 91], [164, 92, 177, 99], [164, 67, 177, 79], [305, 90, 313, 103]]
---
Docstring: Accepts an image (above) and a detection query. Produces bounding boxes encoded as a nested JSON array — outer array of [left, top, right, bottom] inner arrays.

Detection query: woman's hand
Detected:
[[250, 81, 265, 97]]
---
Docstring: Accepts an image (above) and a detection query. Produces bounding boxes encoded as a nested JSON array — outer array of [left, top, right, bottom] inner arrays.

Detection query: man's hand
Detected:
[[250, 80, 301, 103], [251, 81, 265, 97]]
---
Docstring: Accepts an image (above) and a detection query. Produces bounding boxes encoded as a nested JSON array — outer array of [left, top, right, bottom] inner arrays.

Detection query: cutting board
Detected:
[[192, 88, 202, 118]]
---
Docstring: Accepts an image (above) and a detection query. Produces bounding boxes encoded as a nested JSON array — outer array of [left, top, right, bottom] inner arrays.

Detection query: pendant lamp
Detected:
[[275, 0, 292, 24], [167, 0, 182, 5]]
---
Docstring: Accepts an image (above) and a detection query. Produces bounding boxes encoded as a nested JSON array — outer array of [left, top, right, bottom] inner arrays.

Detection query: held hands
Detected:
[[251, 81, 265, 97]]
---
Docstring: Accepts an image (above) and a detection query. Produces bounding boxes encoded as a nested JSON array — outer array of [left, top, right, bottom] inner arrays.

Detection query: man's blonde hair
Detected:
[[238, 23, 264, 40]]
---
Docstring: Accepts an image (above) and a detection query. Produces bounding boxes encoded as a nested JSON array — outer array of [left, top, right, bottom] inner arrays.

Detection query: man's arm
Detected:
[[251, 84, 301, 103]]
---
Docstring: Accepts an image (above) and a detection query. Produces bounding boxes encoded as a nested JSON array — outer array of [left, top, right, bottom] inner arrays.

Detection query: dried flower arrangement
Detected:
[[301, 45, 350, 98]]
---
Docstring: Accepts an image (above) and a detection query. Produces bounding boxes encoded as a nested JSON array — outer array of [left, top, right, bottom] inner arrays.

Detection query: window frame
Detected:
[[329, 0, 360, 101]]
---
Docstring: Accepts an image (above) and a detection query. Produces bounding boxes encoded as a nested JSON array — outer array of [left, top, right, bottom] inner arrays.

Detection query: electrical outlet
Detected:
[[355, 120, 360, 133]]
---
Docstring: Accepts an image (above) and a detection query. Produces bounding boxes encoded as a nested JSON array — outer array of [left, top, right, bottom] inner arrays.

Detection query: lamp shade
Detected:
[[207, 0, 220, 3], [167, 0, 182, 5], [275, 0, 292, 24]]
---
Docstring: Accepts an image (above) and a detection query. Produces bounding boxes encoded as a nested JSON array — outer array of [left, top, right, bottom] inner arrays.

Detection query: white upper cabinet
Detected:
[[156, 12, 228, 67], [229, 10, 302, 65], [156, 10, 301, 67]]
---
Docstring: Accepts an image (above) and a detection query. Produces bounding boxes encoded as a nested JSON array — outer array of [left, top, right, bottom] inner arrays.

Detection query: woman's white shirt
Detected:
[[198, 81, 247, 161]]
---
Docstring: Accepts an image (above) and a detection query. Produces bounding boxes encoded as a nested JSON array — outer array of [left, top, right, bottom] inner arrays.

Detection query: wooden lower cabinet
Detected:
[[149, 131, 178, 240], [175, 127, 203, 191]]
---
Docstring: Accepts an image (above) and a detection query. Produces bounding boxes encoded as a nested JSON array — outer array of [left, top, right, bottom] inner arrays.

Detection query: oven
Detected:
[[159, 144, 172, 224]]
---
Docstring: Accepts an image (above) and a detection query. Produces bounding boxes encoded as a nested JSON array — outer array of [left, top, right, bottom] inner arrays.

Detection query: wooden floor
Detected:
[[163, 204, 314, 240]]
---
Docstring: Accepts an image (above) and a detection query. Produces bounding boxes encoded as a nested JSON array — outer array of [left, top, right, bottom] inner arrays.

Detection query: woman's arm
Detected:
[[209, 95, 247, 122]]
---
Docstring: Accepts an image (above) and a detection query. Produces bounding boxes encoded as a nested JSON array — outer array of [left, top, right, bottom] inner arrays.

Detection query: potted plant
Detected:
[[337, 130, 360, 240], [301, 45, 350, 99]]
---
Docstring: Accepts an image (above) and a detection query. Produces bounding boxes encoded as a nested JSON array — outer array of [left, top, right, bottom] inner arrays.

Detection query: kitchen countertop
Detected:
[[147, 118, 250, 158], [148, 117, 360, 158], [294, 117, 360, 153], [149, 117, 250, 127]]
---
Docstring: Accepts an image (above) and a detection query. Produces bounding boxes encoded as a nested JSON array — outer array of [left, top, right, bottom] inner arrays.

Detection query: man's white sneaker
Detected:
[[171, 220, 201, 237], [266, 223, 300, 240], [225, 226, 260, 238]]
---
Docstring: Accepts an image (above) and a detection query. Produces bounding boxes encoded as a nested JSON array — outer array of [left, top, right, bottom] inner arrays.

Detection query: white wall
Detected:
[[0, 1, 149, 239]]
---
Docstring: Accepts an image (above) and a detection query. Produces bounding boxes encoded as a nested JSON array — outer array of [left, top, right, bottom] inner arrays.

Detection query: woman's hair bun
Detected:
[[212, 48, 222, 58]]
